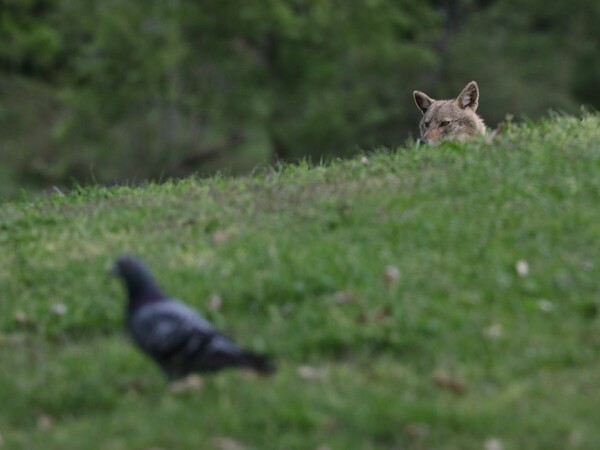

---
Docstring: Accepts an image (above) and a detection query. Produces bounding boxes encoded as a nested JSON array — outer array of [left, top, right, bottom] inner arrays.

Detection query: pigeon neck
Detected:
[[125, 272, 165, 310]]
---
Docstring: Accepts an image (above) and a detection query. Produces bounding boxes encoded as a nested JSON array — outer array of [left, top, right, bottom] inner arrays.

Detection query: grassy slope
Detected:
[[1, 114, 599, 449]]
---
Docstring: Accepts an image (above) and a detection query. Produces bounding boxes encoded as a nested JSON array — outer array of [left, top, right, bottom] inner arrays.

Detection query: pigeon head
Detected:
[[111, 256, 165, 307]]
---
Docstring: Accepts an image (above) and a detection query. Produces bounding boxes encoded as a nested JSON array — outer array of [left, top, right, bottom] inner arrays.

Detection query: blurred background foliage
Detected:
[[1, 0, 599, 196]]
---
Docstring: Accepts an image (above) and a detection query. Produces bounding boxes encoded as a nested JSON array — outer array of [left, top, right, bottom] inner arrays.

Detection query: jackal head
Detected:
[[413, 81, 486, 144]]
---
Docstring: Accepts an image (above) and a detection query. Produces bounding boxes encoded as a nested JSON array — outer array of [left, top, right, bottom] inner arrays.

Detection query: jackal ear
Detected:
[[457, 81, 479, 111], [413, 91, 434, 114]]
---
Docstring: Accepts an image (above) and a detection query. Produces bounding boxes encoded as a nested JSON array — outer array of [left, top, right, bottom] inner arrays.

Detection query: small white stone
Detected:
[[297, 365, 328, 380], [383, 265, 401, 285], [537, 299, 554, 312], [51, 303, 68, 316], [207, 294, 223, 311], [484, 323, 503, 340], [516, 260, 529, 277], [484, 438, 503, 450]]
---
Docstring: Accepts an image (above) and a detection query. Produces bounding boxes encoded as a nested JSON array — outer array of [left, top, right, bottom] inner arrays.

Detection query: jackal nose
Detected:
[[418, 138, 427, 145]]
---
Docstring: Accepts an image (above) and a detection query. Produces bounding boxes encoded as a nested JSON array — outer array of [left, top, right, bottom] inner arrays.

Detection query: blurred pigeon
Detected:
[[111, 256, 275, 381]]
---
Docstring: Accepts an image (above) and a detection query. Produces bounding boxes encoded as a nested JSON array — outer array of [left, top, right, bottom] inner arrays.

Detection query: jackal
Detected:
[[413, 81, 486, 144]]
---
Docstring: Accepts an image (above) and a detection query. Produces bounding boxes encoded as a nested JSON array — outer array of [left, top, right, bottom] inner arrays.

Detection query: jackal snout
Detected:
[[413, 81, 486, 144]]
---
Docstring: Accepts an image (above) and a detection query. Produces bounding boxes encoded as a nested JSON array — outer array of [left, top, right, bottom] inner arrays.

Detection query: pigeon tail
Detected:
[[241, 351, 276, 375]]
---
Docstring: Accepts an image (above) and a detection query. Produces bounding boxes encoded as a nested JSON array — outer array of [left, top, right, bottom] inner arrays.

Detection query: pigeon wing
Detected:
[[129, 300, 215, 361], [129, 300, 249, 378]]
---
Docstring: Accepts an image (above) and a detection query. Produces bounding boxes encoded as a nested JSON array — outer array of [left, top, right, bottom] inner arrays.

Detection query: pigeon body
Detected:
[[112, 256, 275, 380]]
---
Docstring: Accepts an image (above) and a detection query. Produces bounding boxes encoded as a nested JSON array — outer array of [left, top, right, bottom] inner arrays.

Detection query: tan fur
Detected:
[[413, 81, 486, 144]]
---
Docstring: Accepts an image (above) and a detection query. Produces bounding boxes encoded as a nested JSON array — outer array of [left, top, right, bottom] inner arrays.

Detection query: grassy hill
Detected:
[[1, 114, 599, 449]]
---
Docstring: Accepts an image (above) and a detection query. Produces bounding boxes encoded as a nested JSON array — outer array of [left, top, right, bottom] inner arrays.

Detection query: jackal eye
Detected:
[[440, 121, 450, 127], [424, 121, 430, 128]]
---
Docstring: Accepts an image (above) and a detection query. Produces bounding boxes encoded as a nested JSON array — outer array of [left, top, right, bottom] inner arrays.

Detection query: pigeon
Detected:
[[111, 256, 275, 381]]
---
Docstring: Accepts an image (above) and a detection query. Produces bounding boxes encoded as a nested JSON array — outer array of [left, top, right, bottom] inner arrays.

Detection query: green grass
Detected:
[[1, 114, 600, 449]]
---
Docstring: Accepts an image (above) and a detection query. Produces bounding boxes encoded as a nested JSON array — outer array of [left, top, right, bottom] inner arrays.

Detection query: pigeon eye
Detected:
[[440, 121, 450, 127]]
